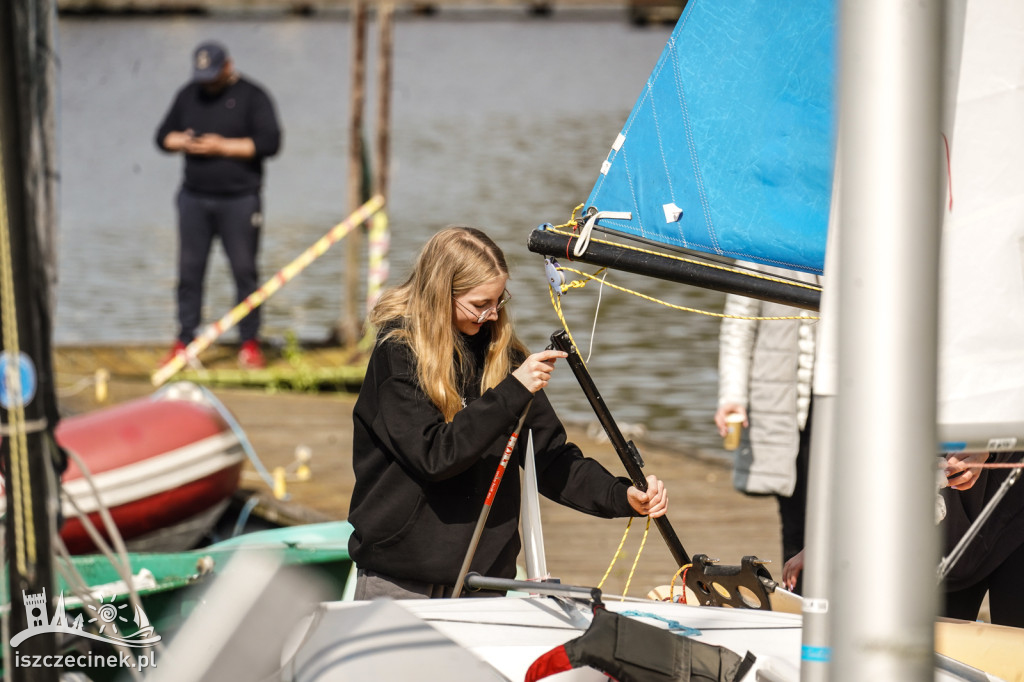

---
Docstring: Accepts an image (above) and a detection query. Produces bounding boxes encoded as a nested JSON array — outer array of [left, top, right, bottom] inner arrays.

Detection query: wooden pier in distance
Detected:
[[54, 341, 368, 392]]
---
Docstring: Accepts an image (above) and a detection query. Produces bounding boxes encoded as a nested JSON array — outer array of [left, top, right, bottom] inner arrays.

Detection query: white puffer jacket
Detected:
[[717, 264, 821, 496]]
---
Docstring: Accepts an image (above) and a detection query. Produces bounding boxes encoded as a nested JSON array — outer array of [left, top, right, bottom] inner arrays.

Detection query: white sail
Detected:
[[937, 2, 1024, 450]]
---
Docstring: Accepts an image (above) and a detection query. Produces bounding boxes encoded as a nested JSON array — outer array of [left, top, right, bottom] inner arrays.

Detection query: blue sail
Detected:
[[585, 0, 835, 275]]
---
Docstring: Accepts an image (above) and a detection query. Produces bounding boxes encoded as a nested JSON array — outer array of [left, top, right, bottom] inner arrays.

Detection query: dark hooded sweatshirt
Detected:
[[348, 327, 635, 585]]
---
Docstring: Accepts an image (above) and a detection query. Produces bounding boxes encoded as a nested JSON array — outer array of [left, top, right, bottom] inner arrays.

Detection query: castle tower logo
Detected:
[[11, 588, 162, 650]]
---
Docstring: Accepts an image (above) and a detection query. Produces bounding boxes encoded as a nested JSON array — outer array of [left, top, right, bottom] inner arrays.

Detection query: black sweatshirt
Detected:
[[155, 76, 281, 197], [348, 328, 635, 585]]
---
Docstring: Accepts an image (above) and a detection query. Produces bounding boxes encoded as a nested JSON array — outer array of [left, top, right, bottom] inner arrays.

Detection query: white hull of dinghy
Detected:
[[280, 595, 1018, 681], [281, 595, 803, 681]]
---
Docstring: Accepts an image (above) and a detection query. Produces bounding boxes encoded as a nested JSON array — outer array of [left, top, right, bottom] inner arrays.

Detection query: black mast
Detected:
[[1, 0, 62, 678]]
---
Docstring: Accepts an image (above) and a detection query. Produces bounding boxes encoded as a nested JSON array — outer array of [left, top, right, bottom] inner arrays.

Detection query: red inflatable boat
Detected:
[[2, 383, 246, 554]]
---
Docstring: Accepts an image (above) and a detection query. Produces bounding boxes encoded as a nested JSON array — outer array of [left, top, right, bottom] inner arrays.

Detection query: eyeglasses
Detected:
[[454, 290, 512, 324]]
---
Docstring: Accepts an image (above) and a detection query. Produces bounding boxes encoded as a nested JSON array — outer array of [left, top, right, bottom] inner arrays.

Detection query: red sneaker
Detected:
[[238, 339, 266, 369], [161, 340, 188, 367]]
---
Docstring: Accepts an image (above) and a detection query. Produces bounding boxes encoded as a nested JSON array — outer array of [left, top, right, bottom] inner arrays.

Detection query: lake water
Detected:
[[55, 12, 728, 457]]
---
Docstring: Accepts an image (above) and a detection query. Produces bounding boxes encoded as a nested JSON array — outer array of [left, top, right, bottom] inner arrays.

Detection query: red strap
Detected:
[[525, 644, 572, 682]]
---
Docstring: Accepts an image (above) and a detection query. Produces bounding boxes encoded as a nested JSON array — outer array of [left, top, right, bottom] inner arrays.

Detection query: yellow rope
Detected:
[[545, 223, 822, 294], [549, 203, 584, 231], [545, 273, 658, 599], [669, 563, 692, 603], [543, 208, 818, 600], [547, 284, 587, 367], [597, 516, 632, 590], [556, 265, 817, 321], [620, 516, 651, 600], [0, 133, 36, 575]]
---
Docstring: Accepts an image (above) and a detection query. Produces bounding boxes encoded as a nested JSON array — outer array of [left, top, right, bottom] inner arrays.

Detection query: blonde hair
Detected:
[[370, 226, 528, 421]]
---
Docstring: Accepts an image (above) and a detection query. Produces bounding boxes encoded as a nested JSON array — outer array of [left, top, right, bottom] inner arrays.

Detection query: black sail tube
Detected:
[[1, 0, 60, 676], [528, 227, 821, 312], [549, 330, 690, 567]]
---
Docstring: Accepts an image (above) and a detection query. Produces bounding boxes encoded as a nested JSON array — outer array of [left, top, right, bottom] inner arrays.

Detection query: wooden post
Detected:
[[340, 0, 367, 346], [366, 3, 393, 315]]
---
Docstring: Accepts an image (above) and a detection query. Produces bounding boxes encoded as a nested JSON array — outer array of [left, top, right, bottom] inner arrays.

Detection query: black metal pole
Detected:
[[464, 572, 603, 607], [528, 227, 821, 311], [1, 1, 61, 678], [549, 330, 690, 568]]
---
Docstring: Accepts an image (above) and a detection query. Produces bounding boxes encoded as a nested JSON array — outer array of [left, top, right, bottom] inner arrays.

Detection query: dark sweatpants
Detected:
[[776, 402, 812, 594], [176, 188, 262, 344], [944, 539, 1024, 628]]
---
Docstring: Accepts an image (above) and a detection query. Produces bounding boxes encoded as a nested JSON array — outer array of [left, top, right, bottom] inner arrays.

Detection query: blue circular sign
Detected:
[[0, 351, 38, 409]]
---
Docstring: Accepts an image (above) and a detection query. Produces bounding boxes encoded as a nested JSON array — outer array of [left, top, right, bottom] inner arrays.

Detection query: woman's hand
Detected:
[[782, 549, 805, 591], [944, 452, 990, 491], [512, 349, 567, 394], [627, 474, 668, 518], [714, 404, 747, 437]]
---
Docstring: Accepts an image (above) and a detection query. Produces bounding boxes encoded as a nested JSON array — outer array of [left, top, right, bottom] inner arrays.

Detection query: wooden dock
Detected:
[[54, 341, 368, 392]]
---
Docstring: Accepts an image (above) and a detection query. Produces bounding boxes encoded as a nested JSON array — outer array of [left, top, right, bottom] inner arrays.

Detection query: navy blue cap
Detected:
[[192, 41, 229, 83]]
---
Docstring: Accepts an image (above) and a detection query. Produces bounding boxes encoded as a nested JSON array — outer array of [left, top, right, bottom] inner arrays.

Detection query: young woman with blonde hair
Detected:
[[348, 226, 668, 599]]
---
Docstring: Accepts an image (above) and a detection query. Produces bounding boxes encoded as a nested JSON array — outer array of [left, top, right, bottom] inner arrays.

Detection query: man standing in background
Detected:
[[156, 40, 282, 369]]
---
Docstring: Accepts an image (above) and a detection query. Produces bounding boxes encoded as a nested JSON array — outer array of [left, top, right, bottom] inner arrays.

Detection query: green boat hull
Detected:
[[4, 521, 355, 677]]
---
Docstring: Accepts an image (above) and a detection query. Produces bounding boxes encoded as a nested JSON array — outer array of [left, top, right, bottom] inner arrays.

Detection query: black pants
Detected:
[[777, 404, 812, 593], [176, 188, 262, 344], [354, 568, 506, 600], [944, 539, 1024, 628]]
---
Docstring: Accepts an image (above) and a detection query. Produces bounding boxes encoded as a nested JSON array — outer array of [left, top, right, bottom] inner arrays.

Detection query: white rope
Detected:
[[52, 537, 146, 680], [574, 210, 631, 258], [585, 271, 608, 365], [60, 448, 150, 641]]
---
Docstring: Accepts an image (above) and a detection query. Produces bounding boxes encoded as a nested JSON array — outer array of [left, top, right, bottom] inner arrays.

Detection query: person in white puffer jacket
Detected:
[[714, 263, 821, 593]]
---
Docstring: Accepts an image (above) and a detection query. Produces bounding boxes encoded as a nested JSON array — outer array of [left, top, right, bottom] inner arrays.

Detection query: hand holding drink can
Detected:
[[723, 413, 745, 451]]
